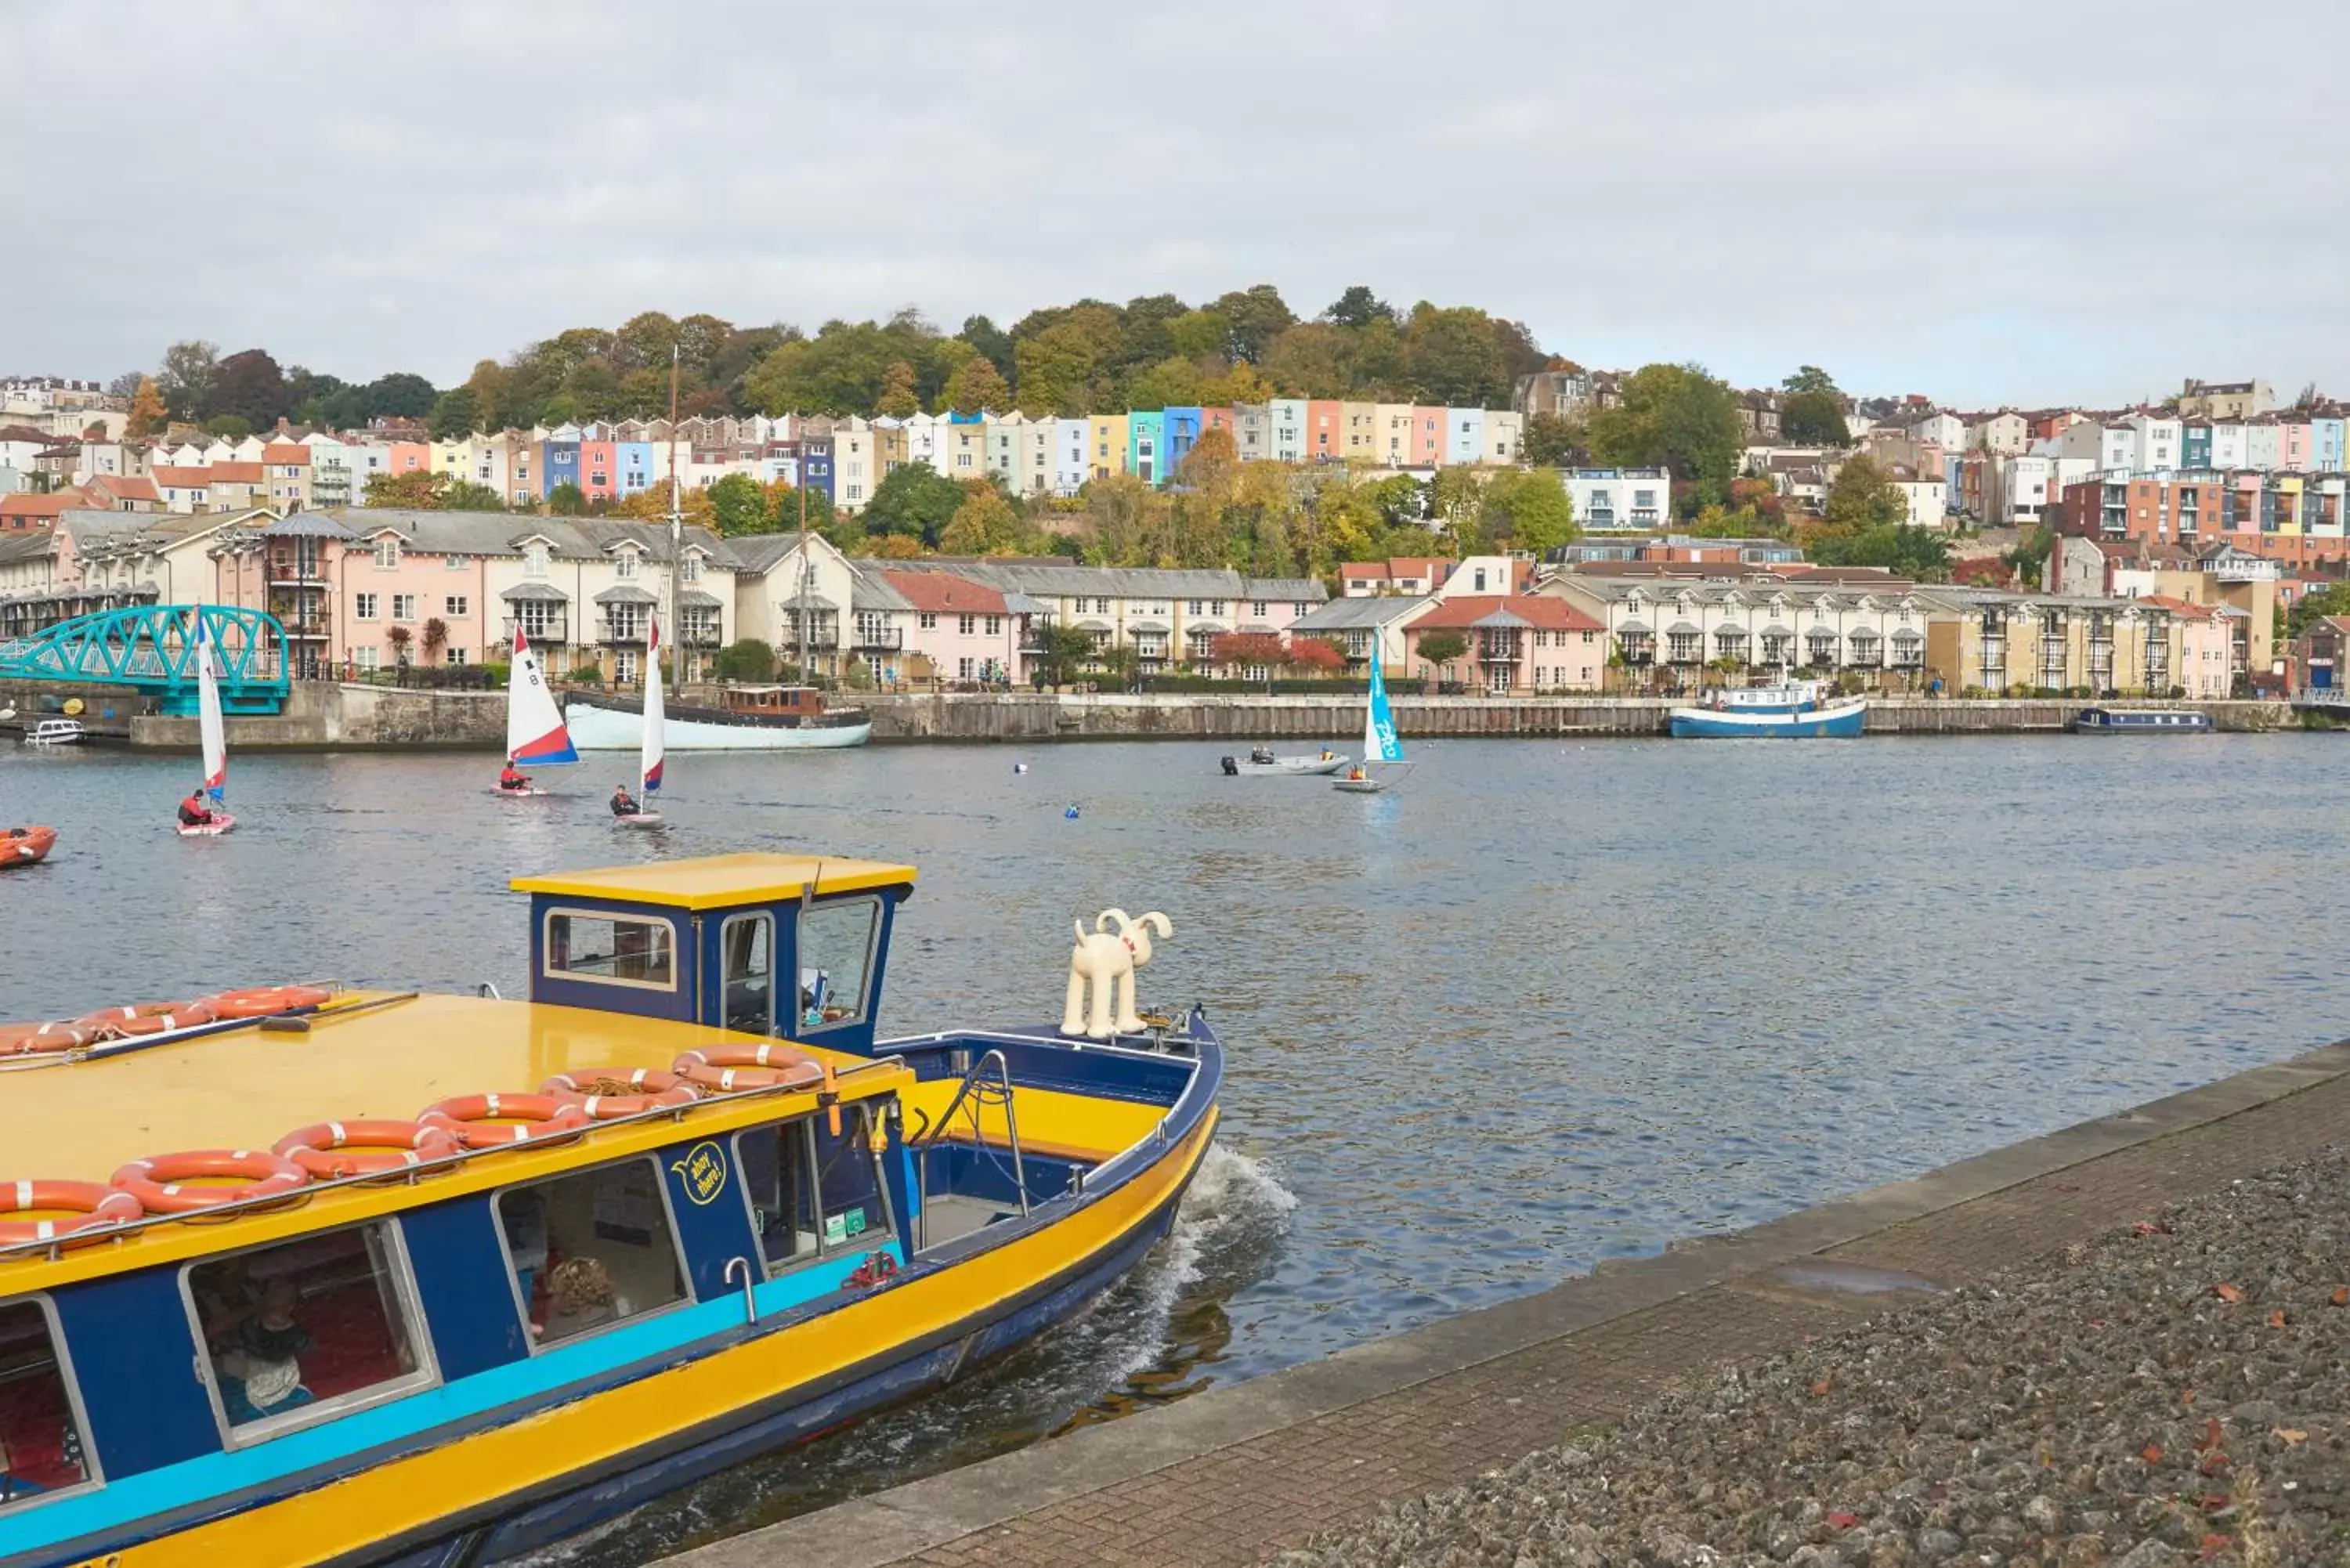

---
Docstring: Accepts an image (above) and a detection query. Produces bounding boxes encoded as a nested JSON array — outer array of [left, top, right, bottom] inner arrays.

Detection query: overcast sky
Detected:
[[11, 1, 2349, 407]]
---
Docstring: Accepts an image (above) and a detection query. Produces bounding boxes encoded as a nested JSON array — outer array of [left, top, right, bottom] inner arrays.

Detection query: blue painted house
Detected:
[[799, 432, 835, 500], [2182, 422, 2212, 471], [1162, 406, 1202, 479], [542, 428, 580, 499], [616, 441, 655, 497]]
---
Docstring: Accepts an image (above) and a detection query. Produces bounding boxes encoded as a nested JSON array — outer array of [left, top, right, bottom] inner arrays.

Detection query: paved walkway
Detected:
[[667, 1042, 2350, 1568]]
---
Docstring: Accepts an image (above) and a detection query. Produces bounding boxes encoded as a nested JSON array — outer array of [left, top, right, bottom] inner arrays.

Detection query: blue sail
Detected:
[[1365, 656, 1405, 763]]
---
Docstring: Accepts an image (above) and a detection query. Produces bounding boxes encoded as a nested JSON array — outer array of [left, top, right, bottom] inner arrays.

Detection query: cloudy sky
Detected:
[[12, 1, 2350, 406]]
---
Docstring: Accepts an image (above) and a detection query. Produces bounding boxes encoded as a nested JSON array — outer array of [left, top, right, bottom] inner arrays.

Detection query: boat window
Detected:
[[797, 897, 879, 1031], [496, 1159, 686, 1348], [721, 912, 775, 1036], [182, 1221, 435, 1444], [0, 1296, 96, 1512], [544, 909, 676, 991], [815, 1101, 895, 1249], [735, 1118, 819, 1270]]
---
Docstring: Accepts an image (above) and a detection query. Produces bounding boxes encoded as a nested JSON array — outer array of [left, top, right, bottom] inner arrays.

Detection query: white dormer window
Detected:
[[681, 554, 702, 583], [615, 551, 638, 580], [374, 538, 400, 569], [526, 546, 550, 580]]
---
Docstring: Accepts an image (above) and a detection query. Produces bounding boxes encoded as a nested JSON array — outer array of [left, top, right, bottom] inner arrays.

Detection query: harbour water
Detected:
[[3, 734, 2345, 1562]]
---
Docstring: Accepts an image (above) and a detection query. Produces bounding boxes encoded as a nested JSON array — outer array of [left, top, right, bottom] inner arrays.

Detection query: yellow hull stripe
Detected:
[[107, 1111, 1215, 1567]]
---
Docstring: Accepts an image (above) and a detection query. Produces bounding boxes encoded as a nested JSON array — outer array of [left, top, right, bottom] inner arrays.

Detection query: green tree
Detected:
[[202, 348, 291, 429], [157, 340, 219, 423], [443, 479, 505, 511], [428, 386, 482, 440], [363, 469, 446, 508], [1809, 524, 1951, 580], [876, 360, 920, 417], [1324, 285, 1397, 329], [1521, 412, 1585, 468], [1036, 621, 1097, 685], [1783, 366, 1838, 396], [203, 414, 253, 439], [1820, 456, 1907, 533], [959, 315, 1014, 378], [714, 638, 776, 682], [1586, 363, 1745, 505], [1401, 302, 1510, 406], [1014, 323, 1099, 416], [862, 463, 966, 547], [2285, 580, 2350, 638], [1477, 468, 1577, 554], [1416, 630, 1468, 666], [1781, 390, 1849, 446], [1211, 285, 1296, 362], [1125, 356, 1204, 410], [706, 472, 768, 537], [547, 482, 586, 515]]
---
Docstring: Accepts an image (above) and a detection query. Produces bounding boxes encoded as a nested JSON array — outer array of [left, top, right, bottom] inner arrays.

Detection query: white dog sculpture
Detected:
[[1061, 908, 1173, 1039]]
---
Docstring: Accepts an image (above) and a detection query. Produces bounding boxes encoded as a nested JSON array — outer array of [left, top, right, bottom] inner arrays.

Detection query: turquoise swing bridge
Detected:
[[0, 605, 290, 716]]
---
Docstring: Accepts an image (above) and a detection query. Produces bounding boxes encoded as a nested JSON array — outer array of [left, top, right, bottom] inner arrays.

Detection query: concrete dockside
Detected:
[[661, 1039, 2350, 1568]]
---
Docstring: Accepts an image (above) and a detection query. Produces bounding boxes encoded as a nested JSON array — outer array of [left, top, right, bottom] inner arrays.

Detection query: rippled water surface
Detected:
[[3, 734, 2342, 1558]]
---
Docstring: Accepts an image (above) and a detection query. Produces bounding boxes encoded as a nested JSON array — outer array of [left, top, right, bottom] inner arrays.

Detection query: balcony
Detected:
[[503, 616, 570, 645], [850, 626, 904, 652], [677, 623, 721, 649], [598, 620, 649, 647]]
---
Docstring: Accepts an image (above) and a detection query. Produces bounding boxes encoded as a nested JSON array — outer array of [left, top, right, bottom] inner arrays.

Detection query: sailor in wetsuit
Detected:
[[609, 783, 638, 818], [177, 785, 214, 828], [498, 761, 530, 793]]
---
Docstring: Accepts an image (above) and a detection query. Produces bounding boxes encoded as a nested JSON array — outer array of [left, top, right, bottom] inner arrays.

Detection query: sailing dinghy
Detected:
[[1333, 656, 1409, 793], [178, 614, 237, 835], [615, 614, 665, 827], [497, 624, 577, 796]]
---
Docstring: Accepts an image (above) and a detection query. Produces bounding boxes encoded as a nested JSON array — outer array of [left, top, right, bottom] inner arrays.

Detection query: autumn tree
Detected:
[[1818, 456, 1906, 533], [939, 483, 1027, 555], [876, 361, 920, 417], [945, 356, 1011, 416], [428, 386, 482, 440], [613, 482, 716, 527], [1208, 630, 1287, 670], [363, 470, 450, 508], [125, 377, 168, 439], [1415, 630, 1468, 667]]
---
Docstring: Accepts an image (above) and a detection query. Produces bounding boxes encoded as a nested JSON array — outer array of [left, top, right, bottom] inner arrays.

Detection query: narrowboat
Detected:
[[2071, 706, 2214, 734], [0, 853, 1220, 1566], [564, 685, 872, 750]]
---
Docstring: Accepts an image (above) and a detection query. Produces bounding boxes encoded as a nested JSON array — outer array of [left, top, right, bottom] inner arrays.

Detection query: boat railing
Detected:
[[907, 1048, 1030, 1251], [0, 1053, 910, 1265]]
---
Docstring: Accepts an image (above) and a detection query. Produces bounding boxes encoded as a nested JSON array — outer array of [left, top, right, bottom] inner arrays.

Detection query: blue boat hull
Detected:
[[1668, 704, 1867, 739]]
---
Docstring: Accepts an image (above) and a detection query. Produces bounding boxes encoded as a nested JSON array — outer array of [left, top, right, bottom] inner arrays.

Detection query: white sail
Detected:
[[641, 613, 665, 797], [507, 624, 578, 764], [195, 613, 227, 804]]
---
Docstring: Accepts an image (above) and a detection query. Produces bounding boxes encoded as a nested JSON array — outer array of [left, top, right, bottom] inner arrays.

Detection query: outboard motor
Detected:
[[1219, 755, 1238, 776]]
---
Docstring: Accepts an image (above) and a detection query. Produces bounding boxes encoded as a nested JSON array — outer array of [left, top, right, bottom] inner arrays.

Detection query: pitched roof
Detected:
[[261, 443, 310, 464], [880, 570, 1007, 616], [1408, 594, 1603, 632]]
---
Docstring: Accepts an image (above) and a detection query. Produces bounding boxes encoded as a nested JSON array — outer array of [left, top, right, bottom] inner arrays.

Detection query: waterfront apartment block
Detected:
[[1544, 573, 1936, 690], [1918, 589, 2189, 696]]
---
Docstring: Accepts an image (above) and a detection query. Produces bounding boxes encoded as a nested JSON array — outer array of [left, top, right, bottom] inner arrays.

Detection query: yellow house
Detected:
[[1339, 402, 1376, 462], [1373, 403, 1416, 468], [1087, 414, 1130, 482], [874, 420, 909, 479], [1921, 591, 2186, 695]]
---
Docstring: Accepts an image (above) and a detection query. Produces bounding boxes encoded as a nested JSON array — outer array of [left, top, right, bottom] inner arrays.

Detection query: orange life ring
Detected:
[[0, 1019, 96, 1057], [110, 1150, 308, 1215], [0, 1180, 143, 1245], [672, 1043, 826, 1093], [76, 999, 218, 1040], [272, 1120, 461, 1179], [419, 1093, 591, 1148], [199, 985, 334, 1021], [541, 1069, 700, 1118]]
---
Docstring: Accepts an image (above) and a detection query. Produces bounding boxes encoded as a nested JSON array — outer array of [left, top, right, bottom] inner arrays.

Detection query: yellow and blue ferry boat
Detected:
[[0, 853, 1221, 1566]]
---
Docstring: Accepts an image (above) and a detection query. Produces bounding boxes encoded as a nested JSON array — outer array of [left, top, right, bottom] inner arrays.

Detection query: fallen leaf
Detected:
[[2184, 1388, 2197, 1407], [2268, 1309, 2287, 1328], [2275, 1428, 2308, 1444], [2214, 1283, 2246, 1303], [1826, 1512, 1858, 1530], [2134, 1221, 2160, 1235], [2198, 1533, 2232, 1563], [2055, 1183, 2081, 1193], [2142, 1443, 2164, 1463], [2197, 1493, 2232, 1512], [2196, 1416, 2225, 1454], [1809, 1378, 1831, 1397], [2333, 1286, 2348, 1307]]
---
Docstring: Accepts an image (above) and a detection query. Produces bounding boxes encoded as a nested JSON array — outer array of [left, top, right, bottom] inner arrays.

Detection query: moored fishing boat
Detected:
[[1670, 683, 1867, 739], [0, 852, 1220, 1566], [565, 685, 871, 751]]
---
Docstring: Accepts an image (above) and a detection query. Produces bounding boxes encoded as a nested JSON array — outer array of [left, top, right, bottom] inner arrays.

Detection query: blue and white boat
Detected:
[[1334, 658, 1408, 792], [1669, 684, 1867, 739], [2072, 706, 2213, 734]]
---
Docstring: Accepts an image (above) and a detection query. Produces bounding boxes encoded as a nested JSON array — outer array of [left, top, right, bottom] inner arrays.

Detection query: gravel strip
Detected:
[[1281, 1146, 2350, 1566]]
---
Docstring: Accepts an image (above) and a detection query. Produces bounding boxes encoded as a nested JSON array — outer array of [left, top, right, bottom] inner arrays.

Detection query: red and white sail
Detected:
[[641, 613, 665, 797], [507, 624, 578, 765]]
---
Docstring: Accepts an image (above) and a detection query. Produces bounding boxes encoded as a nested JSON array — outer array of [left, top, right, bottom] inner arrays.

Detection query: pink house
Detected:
[[388, 441, 431, 475], [581, 439, 619, 501], [340, 520, 497, 674], [883, 569, 1024, 683], [2279, 421, 2312, 472], [1410, 406, 1445, 468], [1306, 400, 1342, 462], [1202, 407, 1234, 438]]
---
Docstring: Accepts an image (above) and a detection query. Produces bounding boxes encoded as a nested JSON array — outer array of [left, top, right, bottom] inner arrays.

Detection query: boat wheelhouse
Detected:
[[0, 854, 1219, 1566]]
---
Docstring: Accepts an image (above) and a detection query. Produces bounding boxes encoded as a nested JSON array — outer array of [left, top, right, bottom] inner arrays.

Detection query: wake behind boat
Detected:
[[566, 685, 870, 751]]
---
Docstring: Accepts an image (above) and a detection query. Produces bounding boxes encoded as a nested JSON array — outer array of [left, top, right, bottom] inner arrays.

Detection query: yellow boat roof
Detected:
[[511, 851, 917, 909], [2, 992, 896, 1186]]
